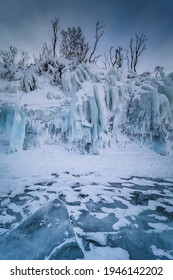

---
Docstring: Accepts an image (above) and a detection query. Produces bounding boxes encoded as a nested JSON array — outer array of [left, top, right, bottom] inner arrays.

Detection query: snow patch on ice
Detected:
[[84, 244, 130, 260], [151, 245, 173, 259]]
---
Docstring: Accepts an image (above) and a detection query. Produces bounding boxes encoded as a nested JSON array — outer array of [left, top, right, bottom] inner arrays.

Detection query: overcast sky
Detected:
[[0, 0, 173, 73]]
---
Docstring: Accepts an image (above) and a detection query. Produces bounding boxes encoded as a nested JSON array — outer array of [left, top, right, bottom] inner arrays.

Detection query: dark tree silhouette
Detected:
[[129, 33, 147, 72], [109, 46, 126, 69], [60, 26, 89, 63], [0, 46, 18, 80], [89, 21, 105, 63], [51, 17, 60, 57]]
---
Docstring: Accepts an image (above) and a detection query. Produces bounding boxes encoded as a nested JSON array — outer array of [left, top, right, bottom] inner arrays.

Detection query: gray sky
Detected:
[[0, 0, 173, 73]]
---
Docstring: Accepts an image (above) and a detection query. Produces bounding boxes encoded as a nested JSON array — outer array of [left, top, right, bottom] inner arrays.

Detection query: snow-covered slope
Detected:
[[0, 61, 173, 155]]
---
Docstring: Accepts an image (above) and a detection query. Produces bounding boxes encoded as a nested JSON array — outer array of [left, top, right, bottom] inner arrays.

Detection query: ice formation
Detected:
[[0, 61, 173, 155], [0, 199, 84, 260]]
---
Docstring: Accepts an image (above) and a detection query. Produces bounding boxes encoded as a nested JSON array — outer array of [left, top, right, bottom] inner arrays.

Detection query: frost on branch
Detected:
[[0, 46, 18, 80], [20, 70, 38, 93]]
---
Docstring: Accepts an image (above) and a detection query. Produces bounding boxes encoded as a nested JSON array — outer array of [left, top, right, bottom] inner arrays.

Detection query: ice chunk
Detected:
[[0, 199, 84, 260]]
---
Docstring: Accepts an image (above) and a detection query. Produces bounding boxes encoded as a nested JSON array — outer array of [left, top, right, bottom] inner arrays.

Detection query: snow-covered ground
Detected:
[[0, 144, 173, 259]]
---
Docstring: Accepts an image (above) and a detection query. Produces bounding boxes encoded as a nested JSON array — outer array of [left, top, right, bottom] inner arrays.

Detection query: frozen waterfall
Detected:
[[0, 64, 173, 155]]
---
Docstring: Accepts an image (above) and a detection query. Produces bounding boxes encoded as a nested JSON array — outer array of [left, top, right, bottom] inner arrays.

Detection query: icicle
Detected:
[[9, 108, 26, 152]]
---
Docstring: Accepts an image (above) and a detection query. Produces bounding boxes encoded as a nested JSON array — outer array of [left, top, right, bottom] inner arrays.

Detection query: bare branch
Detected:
[[129, 33, 147, 72], [60, 26, 89, 63], [125, 49, 130, 71], [51, 17, 60, 57], [18, 51, 30, 68], [102, 52, 110, 70], [89, 21, 105, 63], [41, 42, 53, 60], [109, 46, 115, 67], [0, 46, 18, 65], [109, 46, 126, 68]]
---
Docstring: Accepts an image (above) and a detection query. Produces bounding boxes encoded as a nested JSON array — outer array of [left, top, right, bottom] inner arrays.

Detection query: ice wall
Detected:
[[0, 64, 173, 154]]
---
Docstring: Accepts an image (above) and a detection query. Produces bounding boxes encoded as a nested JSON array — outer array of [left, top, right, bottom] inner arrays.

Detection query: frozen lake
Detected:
[[0, 170, 173, 259]]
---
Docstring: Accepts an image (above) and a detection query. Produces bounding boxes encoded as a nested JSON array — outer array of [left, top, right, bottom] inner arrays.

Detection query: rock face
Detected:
[[0, 199, 84, 260]]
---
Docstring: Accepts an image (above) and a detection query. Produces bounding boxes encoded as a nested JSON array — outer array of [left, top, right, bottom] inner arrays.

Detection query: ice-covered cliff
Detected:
[[0, 61, 173, 155]]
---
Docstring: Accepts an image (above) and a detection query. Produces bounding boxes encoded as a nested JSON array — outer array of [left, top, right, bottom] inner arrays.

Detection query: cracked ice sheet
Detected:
[[0, 145, 173, 222], [74, 228, 130, 260], [151, 245, 173, 259], [148, 223, 173, 233], [0, 145, 173, 259], [101, 204, 145, 231]]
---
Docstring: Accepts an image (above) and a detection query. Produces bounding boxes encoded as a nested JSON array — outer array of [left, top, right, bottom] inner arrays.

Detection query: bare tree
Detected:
[[125, 49, 130, 71], [116, 47, 126, 68], [109, 47, 117, 68], [33, 42, 53, 64], [89, 21, 105, 63], [18, 50, 30, 68], [129, 38, 134, 72], [109, 46, 126, 68], [42, 42, 53, 59], [0, 46, 18, 65], [129, 33, 147, 72], [51, 17, 60, 57], [102, 52, 110, 70], [60, 26, 89, 63], [0, 46, 18, 80]]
